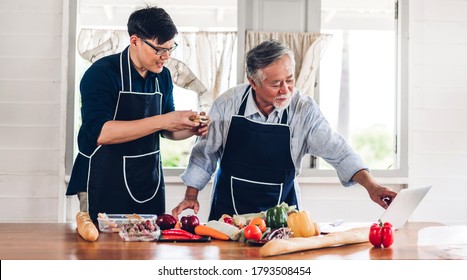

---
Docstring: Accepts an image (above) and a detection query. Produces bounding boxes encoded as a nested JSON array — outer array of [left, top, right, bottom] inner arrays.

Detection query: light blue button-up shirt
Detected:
[[181, 83, 367, 194]]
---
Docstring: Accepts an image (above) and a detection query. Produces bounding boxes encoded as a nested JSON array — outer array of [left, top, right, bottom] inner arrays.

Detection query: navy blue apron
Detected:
[[83, 49, 165, 221], [208, 86, 297, 220]]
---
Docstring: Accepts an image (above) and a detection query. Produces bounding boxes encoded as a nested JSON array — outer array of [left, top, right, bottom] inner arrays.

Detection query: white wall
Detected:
[[408, 0, 467, 224], [0, 0, 66, 222], [0, 0, 466, 224]]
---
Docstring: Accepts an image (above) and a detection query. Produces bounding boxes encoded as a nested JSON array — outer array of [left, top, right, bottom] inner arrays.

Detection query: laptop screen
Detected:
[[379, 185, 432, 229]]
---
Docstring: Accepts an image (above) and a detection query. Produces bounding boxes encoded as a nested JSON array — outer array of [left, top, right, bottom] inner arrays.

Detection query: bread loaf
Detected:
[[260, 227, 369, 257], [76, 211, 99, 241]]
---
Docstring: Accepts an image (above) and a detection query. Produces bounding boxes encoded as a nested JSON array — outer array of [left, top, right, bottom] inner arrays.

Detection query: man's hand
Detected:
[[191, 122, 209, 137], [162, 111, 210, 140], [171, 186, 200, 220], [367, 185, 397, 209], [190, 111, 210, 137], [162, 110, 203, 132], [352, 169, 398, 209]]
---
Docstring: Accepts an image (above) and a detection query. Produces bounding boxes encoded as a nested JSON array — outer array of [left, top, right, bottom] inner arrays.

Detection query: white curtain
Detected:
[[245, 30, 331, 98], [170, 31, 237, 111], [77, 29, 237, 112], [77, 28, 127, 63]]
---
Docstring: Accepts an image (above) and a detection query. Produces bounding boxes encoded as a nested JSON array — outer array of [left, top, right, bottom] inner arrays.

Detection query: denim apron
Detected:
[[82, 48, 165, 221], [208, 87, 297, 220]]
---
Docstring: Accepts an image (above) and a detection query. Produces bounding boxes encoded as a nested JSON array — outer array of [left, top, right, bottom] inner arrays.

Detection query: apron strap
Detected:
[[119, 48, 133, 92], [155, 76, 160, 92], [237, 86, 251, 116], [119, 52, 125, 92], [126, 48, 132, 91], [237, 85, 289, 124]]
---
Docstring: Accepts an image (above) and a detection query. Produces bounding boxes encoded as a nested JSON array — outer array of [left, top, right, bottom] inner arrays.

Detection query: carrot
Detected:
[[76, 211, 99, 241], [194, 224, 230, 240]]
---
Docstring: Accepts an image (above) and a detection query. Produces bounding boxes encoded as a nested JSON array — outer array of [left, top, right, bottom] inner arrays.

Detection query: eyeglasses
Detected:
[[141, 39, 178, 55]]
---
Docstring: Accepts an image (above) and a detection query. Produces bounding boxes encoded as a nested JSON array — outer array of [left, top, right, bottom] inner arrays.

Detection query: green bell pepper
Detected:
[[266, 205, 288, 229]]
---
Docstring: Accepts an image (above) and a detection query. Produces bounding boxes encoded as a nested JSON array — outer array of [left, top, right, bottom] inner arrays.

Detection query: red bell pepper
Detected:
[[369, 220, 394, 248]]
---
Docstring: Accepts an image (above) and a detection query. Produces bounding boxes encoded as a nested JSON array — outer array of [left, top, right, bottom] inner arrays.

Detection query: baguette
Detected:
[[76, 211, 99, 241], [260, 227, 369, 257]]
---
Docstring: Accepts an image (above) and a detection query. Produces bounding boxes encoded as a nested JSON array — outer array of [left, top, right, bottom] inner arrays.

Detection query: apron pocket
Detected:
[[231, 176, 283, 215], [123, 150, 161, 203]]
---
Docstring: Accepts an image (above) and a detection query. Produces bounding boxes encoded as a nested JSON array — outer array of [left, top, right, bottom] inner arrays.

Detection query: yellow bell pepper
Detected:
[[287, 210, 319, 237]]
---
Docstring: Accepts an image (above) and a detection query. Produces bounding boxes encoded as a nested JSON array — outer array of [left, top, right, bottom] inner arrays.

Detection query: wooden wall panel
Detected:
[[0, 0, 63, 222], [0, 198, 58, 221], [0, 127, 60, 148], [413, 87, 467, 110], [0, 174, 59, 197], [0, 58, 61, 81], [0, 81, 61, 103], [0, 11, 62, 35], [0, 150, 59, 174], [409, 0, 467, 224]]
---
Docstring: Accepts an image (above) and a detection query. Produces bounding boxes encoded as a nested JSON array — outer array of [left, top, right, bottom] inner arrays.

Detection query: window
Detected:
[[318, 0, 398, 170], [319, 29, 396, 170], [300, 0, 407, 177]]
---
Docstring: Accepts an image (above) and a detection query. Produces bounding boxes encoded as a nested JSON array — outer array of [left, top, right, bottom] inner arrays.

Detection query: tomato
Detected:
[[249, 217, 267, 233], [243, 224, 262, 241], [369, 220, 394, 248]]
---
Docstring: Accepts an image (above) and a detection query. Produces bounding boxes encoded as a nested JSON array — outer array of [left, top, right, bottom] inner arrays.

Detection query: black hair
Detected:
[[127, 6, 178, 44]]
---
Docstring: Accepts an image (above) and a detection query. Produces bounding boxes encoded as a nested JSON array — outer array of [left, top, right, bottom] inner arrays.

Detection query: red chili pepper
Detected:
[[162, 229, 202, 239], [369, 220, 394, 248], [161, 235, 192, 240]]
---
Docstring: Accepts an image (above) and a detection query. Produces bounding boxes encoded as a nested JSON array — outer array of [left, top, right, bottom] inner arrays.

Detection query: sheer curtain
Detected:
[[77, 29, 327, 104], [77, 29, 237, 112], [170, 31, 237, 111], [245, 30, 331, 98], [77, 28, 126, 63]]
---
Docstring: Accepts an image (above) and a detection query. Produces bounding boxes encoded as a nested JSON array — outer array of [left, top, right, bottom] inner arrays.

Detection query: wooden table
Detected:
[[0, 222, 449, 260]]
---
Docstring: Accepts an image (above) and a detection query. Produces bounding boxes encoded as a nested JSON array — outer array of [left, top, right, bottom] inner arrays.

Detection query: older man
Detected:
[[172, 40, 396, 221]]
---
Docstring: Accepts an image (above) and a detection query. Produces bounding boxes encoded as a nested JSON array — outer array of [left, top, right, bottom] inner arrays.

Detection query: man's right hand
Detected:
[[171, 186, 200, 220], [162, 110, 203, 132]]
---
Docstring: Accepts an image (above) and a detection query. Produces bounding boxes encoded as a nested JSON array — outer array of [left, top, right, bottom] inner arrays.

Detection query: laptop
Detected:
[[379, 185, 432, 229], [319, 185, 432, 233]]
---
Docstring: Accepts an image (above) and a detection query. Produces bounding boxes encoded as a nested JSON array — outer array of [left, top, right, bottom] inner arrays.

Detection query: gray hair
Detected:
[[245, 40, 295, 85]]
